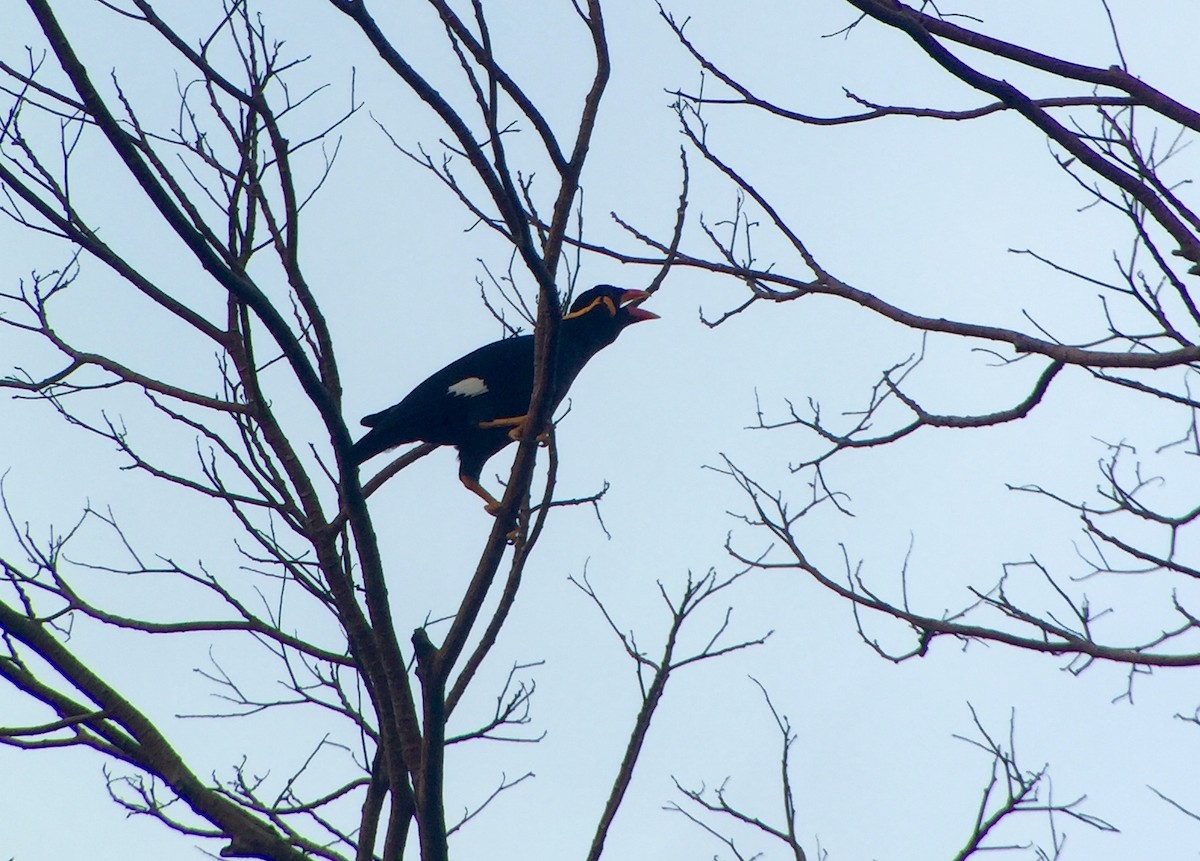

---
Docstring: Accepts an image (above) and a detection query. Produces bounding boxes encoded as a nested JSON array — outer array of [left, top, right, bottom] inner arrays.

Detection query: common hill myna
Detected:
[[353, 285, 658, 509]]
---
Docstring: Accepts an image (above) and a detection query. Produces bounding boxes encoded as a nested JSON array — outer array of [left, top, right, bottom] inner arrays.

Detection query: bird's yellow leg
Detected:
[[478, 414, 528, 440], [477, 415, 526, 429], [460, 474, 503, 514], [461, 477, 521, 543], [477, 413, 547, 442]]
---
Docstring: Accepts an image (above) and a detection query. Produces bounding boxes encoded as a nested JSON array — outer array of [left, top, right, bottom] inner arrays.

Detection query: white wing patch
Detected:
[[447, 376, 489, 398]]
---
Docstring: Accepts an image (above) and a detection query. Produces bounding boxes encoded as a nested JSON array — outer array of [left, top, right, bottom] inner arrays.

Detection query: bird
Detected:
[[352, 284, 659, 511]]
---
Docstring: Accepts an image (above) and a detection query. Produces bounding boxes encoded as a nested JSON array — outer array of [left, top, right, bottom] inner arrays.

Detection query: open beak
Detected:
[[619, 289, 659, 322]]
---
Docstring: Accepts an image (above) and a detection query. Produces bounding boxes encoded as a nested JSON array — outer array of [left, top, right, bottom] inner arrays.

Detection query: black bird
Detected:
[[352, 284, 658, 510]]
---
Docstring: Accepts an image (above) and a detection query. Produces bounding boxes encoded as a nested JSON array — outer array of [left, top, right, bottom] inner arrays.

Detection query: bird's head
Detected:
[[562, 284, 659, 329]]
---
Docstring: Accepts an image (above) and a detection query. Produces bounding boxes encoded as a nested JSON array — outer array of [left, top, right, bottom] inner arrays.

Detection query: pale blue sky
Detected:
[[3, 2, 1200, 859]]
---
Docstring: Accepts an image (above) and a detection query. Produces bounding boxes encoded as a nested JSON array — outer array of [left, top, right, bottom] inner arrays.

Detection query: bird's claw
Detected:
[[481, 501, 520, 542], [506, 422, 550, 446]]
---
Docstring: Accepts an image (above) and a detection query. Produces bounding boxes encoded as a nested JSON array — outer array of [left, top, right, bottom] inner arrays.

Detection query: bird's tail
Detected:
[[350, 426, 401, 465]]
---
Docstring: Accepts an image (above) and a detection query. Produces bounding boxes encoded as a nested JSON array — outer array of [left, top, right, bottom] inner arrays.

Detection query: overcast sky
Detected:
[[3, 2, 1200, 859]]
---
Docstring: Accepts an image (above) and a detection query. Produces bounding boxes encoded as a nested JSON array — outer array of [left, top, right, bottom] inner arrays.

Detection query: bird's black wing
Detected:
[[353, 334, 536, 463]]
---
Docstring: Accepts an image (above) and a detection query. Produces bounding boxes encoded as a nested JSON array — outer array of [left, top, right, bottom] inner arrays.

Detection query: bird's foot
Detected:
[[482, 499, 521, 542], [507, 421, 550, 446], [477, 414, 549, 444]]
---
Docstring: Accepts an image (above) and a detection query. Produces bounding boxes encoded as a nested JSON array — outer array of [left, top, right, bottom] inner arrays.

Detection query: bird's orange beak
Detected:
[[619, 289, 659, 322]]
